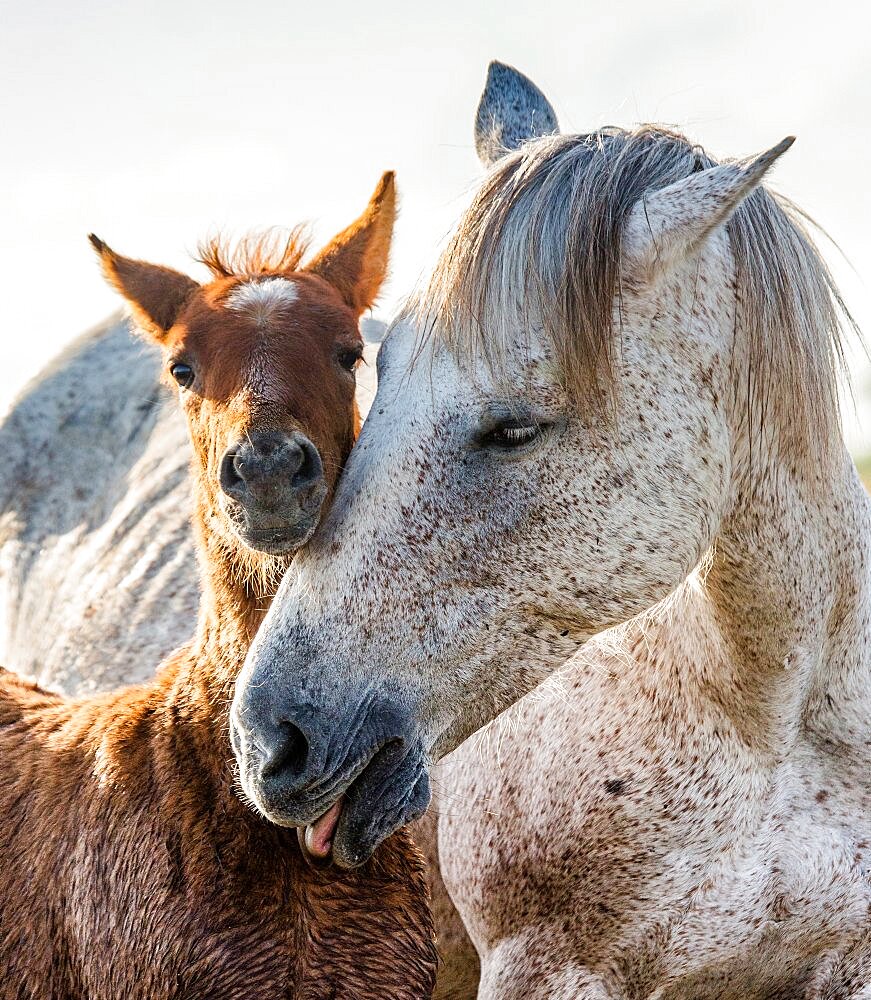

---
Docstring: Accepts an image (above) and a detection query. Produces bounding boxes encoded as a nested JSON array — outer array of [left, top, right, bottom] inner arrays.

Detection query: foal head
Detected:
[[91, 173, 395, 559]]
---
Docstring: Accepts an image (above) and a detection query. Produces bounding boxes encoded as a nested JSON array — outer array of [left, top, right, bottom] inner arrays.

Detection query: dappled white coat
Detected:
[[0, 315, 196, 693], [228, 66, 871, 998]]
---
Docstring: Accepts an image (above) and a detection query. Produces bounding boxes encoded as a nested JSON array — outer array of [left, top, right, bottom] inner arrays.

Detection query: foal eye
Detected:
[[169, 362, 195, 388], [481, 423, 542, 450], [337, 346, 364, 372]]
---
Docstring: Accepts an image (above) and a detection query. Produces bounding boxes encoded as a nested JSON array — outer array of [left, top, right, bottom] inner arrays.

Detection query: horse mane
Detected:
[[196, 224, 312, 278], [414, 126, 857, 461]]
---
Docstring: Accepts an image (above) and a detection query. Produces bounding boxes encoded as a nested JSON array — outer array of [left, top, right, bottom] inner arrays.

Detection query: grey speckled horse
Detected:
[[231, 68, 871, 998]]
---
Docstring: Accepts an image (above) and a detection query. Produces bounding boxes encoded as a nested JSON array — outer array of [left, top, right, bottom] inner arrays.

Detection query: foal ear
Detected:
[[88, 234, 200, 342], [304, 172, 397, 316], [474, 60, 560, 167], [622, 136, 796, 285]]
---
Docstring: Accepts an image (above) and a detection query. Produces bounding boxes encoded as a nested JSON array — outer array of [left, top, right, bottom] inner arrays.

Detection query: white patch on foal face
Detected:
[[224, 276, 301, 409], [226, 276, 299, 327]]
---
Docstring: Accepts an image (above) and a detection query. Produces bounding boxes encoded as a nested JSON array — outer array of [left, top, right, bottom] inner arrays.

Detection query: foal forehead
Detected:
[[183, 272, 356, 357], [173, 272, 361, 405], [225, 275, 300, 326]]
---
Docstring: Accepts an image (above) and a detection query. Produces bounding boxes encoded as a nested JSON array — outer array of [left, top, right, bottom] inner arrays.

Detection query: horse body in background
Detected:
[[0, 178, 437, 998], [231, 67, 871, 997], [0, 316, 197, 693]]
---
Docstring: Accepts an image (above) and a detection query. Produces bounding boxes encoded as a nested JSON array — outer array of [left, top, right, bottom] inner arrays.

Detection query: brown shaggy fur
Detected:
[[197, 224, 311, 280], [0, 174, 438, 999]]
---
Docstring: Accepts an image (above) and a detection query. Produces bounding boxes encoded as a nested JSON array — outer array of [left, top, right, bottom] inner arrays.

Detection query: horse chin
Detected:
[[217, 488, 324, 556], [222, 508, 319, 556], [330, 757, 432, 870], [241, 744, 431, 870]]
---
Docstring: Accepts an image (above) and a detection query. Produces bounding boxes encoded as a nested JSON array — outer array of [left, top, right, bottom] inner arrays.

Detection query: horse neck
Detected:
[[161, 482, 286, 739], [681, 436, 871, 757]]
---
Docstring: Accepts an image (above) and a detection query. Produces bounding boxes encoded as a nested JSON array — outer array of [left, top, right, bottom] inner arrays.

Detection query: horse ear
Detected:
[[304, 172, 397, 316], [88, 234, 200, 343], [474, 60, 559, 167], [622, 137, 796, 285]]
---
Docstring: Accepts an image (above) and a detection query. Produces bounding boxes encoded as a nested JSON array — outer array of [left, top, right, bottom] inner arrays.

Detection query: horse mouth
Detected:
[[221, 501, 321, 555], [297, 798, 345, 868], [235, 521, 317, 555], [243, 737, 431, 870], [318, 745, 431, 869]]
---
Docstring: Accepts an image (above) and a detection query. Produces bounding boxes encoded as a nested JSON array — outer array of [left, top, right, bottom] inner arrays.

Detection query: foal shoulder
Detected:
[[0, 666, 63, 723]]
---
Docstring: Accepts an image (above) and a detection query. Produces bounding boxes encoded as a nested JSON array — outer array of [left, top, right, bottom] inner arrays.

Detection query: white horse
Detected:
[[231, 71, 871, 997]]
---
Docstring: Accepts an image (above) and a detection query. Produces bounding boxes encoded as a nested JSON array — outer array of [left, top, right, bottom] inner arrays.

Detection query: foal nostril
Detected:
[[219, 448, 245, 498], [282, 441, 306, 479], [260, 721, 310, 781], [219, 431, 324, 508], [289, 433, 323, 490]]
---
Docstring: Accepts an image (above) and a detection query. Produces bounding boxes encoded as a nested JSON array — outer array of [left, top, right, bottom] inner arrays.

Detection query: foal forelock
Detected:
[[197, 226, 311, 279], [415, 127, 855, 461]]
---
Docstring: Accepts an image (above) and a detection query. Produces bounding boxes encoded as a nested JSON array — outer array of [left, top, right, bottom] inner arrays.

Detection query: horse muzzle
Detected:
[[230, 692, 431, 868], [218, 429, 326, 554]]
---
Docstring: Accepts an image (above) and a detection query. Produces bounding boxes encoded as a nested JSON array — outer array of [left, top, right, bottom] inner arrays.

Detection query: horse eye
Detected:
[[170, 362, 194, 388], [337, 346, 364, 373], [481, 422, 543, 450]]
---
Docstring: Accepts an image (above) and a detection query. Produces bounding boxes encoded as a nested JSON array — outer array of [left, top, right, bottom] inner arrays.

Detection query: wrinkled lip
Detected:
[[296, 798, 344, 868], [333, 760, 430, 869], [243, 739, 431, 869]]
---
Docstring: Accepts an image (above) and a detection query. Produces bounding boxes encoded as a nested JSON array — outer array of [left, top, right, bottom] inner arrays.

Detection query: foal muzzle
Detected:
[[218, 429, 326, 553]]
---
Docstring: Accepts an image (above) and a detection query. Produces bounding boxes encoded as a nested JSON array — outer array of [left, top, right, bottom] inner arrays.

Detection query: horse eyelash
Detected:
[[502, 426, 536, 441]]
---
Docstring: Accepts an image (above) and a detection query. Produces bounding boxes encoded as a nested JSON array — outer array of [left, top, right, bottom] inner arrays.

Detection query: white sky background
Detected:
[[2, 0, 870, 450]]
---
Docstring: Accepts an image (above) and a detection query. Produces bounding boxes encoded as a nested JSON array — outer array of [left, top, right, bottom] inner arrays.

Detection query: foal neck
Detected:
[[697, 442, 871, 756], [162, 487, 287, 729]]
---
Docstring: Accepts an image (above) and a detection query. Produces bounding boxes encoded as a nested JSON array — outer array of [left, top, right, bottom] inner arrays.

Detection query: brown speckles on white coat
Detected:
[[234, 121, 871, 997]]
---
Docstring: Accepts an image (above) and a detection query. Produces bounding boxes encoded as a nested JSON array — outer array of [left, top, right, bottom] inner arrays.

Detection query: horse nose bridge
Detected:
[[242, 613, 369, 716], [237, 619, 328, 715]]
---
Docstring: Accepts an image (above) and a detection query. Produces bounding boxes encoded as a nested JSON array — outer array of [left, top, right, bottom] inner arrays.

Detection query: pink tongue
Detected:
[[303, 799, 344, 859]]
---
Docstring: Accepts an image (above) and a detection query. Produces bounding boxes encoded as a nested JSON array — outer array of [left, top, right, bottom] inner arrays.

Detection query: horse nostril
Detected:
[[220, 432, 323, 510], [219, 448, 245, 497], [290, 435, 323, 490], [260, 721, 310, 781]]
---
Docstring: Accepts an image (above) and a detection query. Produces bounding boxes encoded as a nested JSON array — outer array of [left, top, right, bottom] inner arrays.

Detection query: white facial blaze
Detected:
[[226, 276, 299, 326], [226, 277, 300, 408]]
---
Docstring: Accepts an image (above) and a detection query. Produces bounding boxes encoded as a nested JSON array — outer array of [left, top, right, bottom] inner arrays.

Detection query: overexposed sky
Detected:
[[2, 0, 870, 446]]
